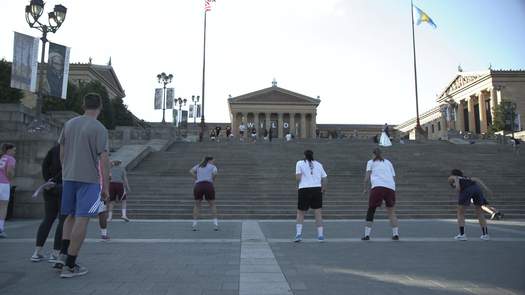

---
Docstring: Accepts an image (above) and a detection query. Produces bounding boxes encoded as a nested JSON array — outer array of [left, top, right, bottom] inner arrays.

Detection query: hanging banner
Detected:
[[173, 109, 178, 126], [11, 32, 39, 92], [196, 104, 201, 118], [154, 88, 162, 110], [181, 110, 188, 128], [166, 88, 174, 109], [189, 105, 194, 118], [47, 42, 70, 99]]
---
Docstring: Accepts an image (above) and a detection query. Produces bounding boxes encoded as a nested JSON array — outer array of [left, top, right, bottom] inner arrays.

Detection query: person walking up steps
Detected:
[[56, 93, 110, 278], [190, 156, 219, 231], [294, 150, 327, 242], [362, 148, 399, 241], [448, 169, 490, 241], [107, 160, 131, 222], [31, 144, 66, 262], [0, 143, 16, 238]]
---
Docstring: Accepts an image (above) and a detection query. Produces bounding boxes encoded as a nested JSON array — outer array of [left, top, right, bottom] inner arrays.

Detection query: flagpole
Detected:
[[199, 10, 208, 142], [410, 0, 422, 132]]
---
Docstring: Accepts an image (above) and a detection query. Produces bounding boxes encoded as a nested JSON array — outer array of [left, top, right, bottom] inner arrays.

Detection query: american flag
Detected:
[[205, 0, 215, 12]]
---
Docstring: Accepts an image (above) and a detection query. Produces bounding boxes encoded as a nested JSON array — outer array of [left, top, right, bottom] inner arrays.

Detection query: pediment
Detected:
[[438, 72, 488, 99], [229, 87, 320, 105]]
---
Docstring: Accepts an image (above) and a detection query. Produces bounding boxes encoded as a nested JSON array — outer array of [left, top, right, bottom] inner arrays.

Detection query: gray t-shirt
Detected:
[[191, 164, 217, 184], [110, 165, 126, 183], [58, 115, 108, 184]]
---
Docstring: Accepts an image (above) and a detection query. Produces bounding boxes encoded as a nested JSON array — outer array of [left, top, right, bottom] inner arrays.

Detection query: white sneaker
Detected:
[[480, 234, 490, 241], [454, 234, 467, 241], [31, 254, 45, 262]]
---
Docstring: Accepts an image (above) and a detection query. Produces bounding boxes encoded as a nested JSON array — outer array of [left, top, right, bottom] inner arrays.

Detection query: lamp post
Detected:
[[175, 97, 187, 135], [157, 72, 173, 123], [191, 95, 200, 124], [25, 0, 67, 127]]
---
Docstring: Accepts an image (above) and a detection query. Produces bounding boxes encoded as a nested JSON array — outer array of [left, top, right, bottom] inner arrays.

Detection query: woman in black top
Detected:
[[31, 144, 66, 262], [448, 169, 490, 241]]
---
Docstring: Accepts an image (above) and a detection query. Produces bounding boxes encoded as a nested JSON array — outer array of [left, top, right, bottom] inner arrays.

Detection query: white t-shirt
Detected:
[[366, 159, 396, 191], [285, 134, 292, 141], [296, 160, 327, 189]]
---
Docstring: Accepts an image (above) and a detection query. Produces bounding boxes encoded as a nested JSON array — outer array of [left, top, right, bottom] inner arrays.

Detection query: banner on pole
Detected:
[[196, 104, 201, 118], [173, 109, 178, 126], [10, 32, 39, 92], [166, 88, 174, 109], [154, 88, 162, 110], [47, 42, 70, 99], [181, 110, 188, 128], [189, 105, 194, 118]]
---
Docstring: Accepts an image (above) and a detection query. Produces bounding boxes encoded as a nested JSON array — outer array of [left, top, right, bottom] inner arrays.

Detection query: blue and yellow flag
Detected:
[[413, 5, 437, 28]]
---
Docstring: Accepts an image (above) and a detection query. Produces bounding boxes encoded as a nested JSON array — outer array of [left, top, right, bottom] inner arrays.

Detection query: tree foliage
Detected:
[[489, 99, 516, 133], [0, 59, 24, 103]]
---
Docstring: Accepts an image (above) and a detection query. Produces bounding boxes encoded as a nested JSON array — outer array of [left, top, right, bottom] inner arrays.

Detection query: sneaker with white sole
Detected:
[[480, 234, 490, 241], [48, 253, 59, 263], [31, 254, 45, 262], [192, 224, 198, 231], [454, 234, 467, 241], [293, 234, 303, 243], [121, 216, 130, 222], [317, 236, 325, 242], [213, 224, 219, 231], [0, 231, 7, 238], [101, 234, 110, 241], [60, 264, 88, 278]]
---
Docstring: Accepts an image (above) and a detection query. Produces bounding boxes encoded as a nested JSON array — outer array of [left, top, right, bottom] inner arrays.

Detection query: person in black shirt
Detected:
[[448, 169, 490, 241], [31, 144, 66, 262]]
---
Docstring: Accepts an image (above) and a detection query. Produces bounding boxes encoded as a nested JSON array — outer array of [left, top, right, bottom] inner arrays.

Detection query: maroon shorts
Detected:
[[109, 182, 126, 202], [369, 187, 396, 208], [193, 182, 215, 201]]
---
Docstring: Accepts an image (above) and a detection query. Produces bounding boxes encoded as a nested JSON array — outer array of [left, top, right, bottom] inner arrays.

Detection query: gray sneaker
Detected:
[[0, 231, 7, 238], [60, 264, 88, 278]]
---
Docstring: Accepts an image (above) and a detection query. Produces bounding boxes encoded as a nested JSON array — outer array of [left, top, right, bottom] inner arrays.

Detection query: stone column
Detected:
[[265, 113, 271, 134], [311, 112, 317, 138], [289, 113, 295, 136], [231, 113, 238, 136], [277, 113, 284, 138], [490, 88, 497, 121], [457, 101, 465, 132], [301, 113, 307, 139], [478, 92, 488, 134], [467, 96, 476, 133], [254, 113, 260, 136]]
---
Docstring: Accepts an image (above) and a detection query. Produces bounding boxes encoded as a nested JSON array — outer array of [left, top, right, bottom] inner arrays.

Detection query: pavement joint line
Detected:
[[266, 237, 525, 243], [464, 223, 525, 236], [0, 238, 240, 243], [240, 221, 292, 295]]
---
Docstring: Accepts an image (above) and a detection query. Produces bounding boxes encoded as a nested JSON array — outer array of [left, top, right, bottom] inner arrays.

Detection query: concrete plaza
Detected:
[[1, 219, 524, 295]]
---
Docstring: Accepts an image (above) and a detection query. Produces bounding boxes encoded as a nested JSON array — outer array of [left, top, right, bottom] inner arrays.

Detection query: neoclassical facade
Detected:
[[228, 81, 320, 138], [398, 70, 525, 139]]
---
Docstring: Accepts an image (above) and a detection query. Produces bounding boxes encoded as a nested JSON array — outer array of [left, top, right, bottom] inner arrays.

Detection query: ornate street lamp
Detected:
[[175, 97, 187, 135], [25, 0, 67, 131], [191, 95, 200, 124], [157, 72, 173, 123]]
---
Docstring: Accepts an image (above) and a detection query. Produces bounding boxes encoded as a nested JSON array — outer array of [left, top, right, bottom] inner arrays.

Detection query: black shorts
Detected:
[[298, 187, 322, 211], [193, 182, 215, 201], [458, 185, 487, 206]]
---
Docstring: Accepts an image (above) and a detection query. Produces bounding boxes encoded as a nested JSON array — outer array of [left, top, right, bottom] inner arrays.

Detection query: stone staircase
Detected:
[[125, 139, 525, 219]]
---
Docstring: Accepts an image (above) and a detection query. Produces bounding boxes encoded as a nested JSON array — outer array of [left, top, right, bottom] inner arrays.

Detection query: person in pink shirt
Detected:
[[0, 143, 16, 238]]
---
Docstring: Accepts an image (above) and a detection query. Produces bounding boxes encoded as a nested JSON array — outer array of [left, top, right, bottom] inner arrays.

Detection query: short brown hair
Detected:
[[83, 93, 102, 110], [1, 143, 15, 155]]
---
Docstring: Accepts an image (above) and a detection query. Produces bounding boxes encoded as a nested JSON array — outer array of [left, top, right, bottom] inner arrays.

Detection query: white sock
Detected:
[[317, 226, 324, 237], [108, 211, 113, 219], [392, 227, 399, 236], [33, 247, 43, 256], [192, 220, 198, 227], [296, 224, 303, 235], [213, 218, 218, 226], [52, 249, 60, 257], [101, 228, 107, 236], [364, 226, 372, 237], [122, 209, 127, 217], [0, 219, 4, 231]]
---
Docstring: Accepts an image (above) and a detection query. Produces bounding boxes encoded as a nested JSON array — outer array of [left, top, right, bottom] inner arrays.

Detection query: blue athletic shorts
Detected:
[[458, 185, 487, 206], [61, 181, 102, 217]]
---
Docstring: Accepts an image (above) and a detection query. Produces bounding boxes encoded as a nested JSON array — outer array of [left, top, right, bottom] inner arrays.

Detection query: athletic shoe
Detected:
[[53, 254, 67, 271], [293, 234, 303, 243], [213, 225, 219, 231], [192, 224, 198, 231], [107, 217, 112, 222], [480, 234, 490, 241], [31, 254, 45, 262], [121, 216, 130, 222], [101, 234, 110, 241], [48, 253, 60, 263], [454, 234, 467, 241], [0, 231, 7, 238], [392, 235, 400, 241], [60, 264, 88, 278], [317, 236, 325, 242], [361, 236, 370, 241]]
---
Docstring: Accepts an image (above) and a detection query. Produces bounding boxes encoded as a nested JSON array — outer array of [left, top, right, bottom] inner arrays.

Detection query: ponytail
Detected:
[[304, 150, 314, 163], [199, 156, 214, 168], [372, 148, 384, 162]]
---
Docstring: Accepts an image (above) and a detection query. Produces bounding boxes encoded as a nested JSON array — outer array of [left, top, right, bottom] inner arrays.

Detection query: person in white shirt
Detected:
[[285, 133, 292, 142], [362, 148, 399, 240], [294, 150, 327, 242]]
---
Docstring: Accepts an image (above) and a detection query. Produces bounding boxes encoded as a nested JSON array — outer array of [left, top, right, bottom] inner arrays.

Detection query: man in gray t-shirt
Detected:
[[57, 93, 110, 278]]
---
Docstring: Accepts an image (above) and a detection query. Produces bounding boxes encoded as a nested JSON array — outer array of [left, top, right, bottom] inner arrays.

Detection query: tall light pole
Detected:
[[157, 72, 173, 123], [175, 97, 187, 135], [25, 0, 67, 127], [191, 95, 200, 124]]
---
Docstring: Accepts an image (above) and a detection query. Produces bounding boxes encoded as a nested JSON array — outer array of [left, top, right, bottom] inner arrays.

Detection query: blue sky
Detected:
[[1, 0, 524, 124]]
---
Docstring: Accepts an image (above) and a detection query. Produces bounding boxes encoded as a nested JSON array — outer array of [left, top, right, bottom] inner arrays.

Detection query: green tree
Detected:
[[489, 99, 516, 133], [111, 97, 135, 126], [0, 59, 24, 103]]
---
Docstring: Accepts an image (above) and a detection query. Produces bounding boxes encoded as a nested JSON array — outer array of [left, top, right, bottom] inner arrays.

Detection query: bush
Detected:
[[0, 59, 24, 103]]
